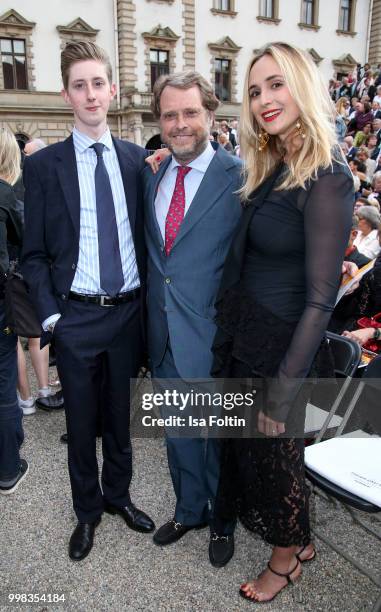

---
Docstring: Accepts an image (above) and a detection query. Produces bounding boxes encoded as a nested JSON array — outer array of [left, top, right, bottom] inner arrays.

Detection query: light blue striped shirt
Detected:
[[71, 126, 139, 294]]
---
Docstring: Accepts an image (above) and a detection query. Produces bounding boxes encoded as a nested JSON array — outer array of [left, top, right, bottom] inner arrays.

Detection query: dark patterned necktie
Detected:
[[165, 165, 192, 255], [91, 143, 124, 296]]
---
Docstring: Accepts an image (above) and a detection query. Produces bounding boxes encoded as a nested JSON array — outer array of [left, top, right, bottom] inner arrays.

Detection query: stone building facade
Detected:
[[0, 0, 378, 147]]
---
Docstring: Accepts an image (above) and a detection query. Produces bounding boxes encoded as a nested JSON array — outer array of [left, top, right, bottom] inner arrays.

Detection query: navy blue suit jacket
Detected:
[[21, 134, 147, 326]]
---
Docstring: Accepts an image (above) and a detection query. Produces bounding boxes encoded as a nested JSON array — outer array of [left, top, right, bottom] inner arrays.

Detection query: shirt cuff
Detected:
[[42, 313, 61, 332]]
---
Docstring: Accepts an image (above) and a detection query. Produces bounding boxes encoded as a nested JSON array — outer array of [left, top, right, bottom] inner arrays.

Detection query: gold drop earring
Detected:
[[258, 129, 270, 151], [295, 120, 306, 139]]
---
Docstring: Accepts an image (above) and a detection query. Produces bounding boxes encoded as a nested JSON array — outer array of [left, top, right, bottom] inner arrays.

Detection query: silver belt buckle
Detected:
[[100, 295, 113, 307]]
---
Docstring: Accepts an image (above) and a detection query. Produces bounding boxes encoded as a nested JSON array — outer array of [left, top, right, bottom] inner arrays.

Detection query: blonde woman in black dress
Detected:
[[211, 43, 354, 603]]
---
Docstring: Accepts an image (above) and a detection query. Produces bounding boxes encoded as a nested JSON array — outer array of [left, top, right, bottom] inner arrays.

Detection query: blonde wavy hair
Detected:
[[336, 96, 349, 117], [0, 127, 21, 185], [239, 42, 339, 199]]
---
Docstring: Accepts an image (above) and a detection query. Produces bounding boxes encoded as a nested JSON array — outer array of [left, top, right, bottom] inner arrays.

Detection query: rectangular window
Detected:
[[150, 49, 169, 90], [301, 0, 314, 25], [339, 0, 351, 31], [217, 0, 231, 10], [215, 58, 231, 102], [259, 0, 274, 18], [0, 38, 28, 89]]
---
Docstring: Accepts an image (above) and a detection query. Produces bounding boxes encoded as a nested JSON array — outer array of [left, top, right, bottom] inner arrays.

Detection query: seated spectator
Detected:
[[373, 118, 381, 152], [349, 159, 370, 195], [330, 231, 381, 335], [365, 133, 380, 160], [373, 85, 381, 107], [354, 196, 369, 214], [353, 207, 381, 259], [348, 96, 359, 119], [371, 99, 381, 119], [357, 146, 377, 182], [0, 127, 28, 495], [362, 170, 381, 203], [353, 122, 372, 147], [344, 216, 372, 268], [220, 120, 237, 149], [217, 132, 234, 154], [344, 135, 357, 161], [348, 101, 373, 134], [337, 77, 354, 100]]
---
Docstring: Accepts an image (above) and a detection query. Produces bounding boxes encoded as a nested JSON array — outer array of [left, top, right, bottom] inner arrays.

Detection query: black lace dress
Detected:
[[211, 160, 354, 547]]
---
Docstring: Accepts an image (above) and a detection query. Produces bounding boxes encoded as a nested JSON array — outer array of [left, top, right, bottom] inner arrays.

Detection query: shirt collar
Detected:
[[73, 126, 113, 154], [170, 141, 215, 174]]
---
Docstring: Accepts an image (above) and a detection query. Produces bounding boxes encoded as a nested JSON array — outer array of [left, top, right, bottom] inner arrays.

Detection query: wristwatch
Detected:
[[373, 328, 381, 340]]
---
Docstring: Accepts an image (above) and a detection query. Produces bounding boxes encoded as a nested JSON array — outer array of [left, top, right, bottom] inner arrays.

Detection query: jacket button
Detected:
[[61, 294, 66, 300], [72, 263, 76, 270], [165, 277, 171, 284]]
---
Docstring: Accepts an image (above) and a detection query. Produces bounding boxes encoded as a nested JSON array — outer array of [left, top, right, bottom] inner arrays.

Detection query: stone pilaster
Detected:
[[369, 0, 381, 66], [117, 0, 138, 94], [182, 0, 195, 71]]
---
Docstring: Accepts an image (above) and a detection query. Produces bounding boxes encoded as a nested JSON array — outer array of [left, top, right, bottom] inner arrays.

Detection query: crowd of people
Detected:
[[0, 39, 380, 606]]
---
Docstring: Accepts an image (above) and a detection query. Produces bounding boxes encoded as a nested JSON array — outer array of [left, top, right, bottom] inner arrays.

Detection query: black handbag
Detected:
[[4, 271, 42, 337]]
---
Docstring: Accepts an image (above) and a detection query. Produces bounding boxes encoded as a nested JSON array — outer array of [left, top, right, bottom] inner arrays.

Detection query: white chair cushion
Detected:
[[305, 437, 381, 508]]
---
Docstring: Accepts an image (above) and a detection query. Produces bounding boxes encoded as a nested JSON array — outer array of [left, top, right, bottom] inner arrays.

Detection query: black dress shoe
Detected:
[[68, 518, 101, 561], [36, 390, 64, 411], [60, 433, 68, 444], [104, 502, 155, 533], [209, 532, 234, 568], [153, 519, 208, 546]]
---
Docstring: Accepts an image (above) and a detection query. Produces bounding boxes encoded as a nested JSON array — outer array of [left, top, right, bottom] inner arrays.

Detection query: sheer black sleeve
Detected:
[[265, 170, 354, 422]]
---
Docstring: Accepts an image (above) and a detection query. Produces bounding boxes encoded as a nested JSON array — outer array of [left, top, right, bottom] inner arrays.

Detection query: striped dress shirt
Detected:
[[71, 127, 139, 294]]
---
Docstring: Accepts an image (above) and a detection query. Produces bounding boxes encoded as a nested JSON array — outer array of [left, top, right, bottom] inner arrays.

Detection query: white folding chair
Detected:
[[305, 348, 381, 600]]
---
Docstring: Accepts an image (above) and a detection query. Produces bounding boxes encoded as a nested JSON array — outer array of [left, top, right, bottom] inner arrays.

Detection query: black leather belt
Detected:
[[68, 288, 140, 306]]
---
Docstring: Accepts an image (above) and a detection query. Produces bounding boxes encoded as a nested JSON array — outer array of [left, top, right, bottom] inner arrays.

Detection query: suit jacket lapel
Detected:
[[149, 158, 171, 249], [55, 135, 81, 238], [173, 148, 234, 249]]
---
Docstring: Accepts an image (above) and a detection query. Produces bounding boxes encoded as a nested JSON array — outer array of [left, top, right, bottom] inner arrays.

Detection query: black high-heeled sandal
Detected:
[[239, 558, 301, 604], [296, 544, 316, 563]]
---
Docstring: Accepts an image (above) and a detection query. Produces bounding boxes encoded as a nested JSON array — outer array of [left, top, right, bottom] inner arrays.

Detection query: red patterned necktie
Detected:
[[165, 165, 192, 255]]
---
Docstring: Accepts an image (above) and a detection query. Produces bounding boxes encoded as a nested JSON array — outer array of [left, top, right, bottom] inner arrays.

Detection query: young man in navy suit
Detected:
[[22, 41, 154, 561]]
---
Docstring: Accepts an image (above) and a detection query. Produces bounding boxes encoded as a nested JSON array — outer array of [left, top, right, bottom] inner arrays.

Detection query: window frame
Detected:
[[0, 9, 36, 91], [214, 57, 231, 103], [149, 48, 170, 91], [257, 0, 281, 24], [298, 0, 320, 30], [337, 0, 357, 36], [0, 37, 28, 90], [211, 0, 237, 17]]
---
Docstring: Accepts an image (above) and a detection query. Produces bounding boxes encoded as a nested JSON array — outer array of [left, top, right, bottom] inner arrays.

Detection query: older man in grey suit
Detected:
[[142, 72, 242, 566]]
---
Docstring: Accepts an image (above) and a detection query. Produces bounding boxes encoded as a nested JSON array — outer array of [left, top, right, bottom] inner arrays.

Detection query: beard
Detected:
[[164, 128, 210, 164]]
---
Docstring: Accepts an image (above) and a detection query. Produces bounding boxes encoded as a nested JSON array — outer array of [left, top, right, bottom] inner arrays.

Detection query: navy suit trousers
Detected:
[[53, 296, 142, 523], [153, 342, 223, 528]]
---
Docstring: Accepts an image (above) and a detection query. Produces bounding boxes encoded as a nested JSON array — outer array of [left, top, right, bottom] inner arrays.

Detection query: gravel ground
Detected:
[[0, 357, 380, 612]]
